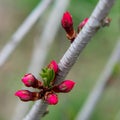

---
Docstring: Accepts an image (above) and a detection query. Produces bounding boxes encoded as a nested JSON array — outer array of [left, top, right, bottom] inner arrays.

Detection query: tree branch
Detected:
[[23, 0, 116, 120], [75, 40, 120, 120], [0, 0, 52, 67], [55, 0, 116, 84], [23, 101, 48, 120]]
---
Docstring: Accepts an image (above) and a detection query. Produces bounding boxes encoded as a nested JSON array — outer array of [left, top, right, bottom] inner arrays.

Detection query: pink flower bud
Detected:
[[48, 60, 58, 73], [45, 93, 58, 105], [22, 73, 38, 87], [61, 11, 73, 33], [54, 80, 75, 93], [15, 90, 33, 102], [78, 18, 88, 32]]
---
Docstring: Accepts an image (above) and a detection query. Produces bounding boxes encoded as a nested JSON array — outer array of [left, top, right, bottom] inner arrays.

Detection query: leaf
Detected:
[[42, 77, 48, 87], [48, 69, 55, 82], [39, 67, 55, 87]]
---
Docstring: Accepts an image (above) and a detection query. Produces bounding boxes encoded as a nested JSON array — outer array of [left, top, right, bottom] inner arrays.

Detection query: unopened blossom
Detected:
[[22, 73, 42, 88], [48, 60, 58, 73], [22, 73, 37, 87], [15, 90, 33, 102], [45, 93, 58, 105], [61, 11, 76, 42], [54, 80, 75, 93], [78, 18, 89, 32], [61, 11, 73, 33]]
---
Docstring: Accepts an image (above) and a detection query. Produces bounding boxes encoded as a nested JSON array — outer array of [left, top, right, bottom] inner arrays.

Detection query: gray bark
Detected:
[[0, 0, 52, 67]]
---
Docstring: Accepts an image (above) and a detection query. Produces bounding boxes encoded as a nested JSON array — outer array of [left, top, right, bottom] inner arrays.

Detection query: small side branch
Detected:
[[75, 40, 120, 120], [55, 0, 116, 84], [0, 0, 52, 67]]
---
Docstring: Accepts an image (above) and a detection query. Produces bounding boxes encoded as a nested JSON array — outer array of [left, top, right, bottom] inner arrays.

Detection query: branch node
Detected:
[[101, 17, 111, 27]]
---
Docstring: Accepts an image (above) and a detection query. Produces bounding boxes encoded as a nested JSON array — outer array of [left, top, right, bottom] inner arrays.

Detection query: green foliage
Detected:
[[40, 68, 55, 87]]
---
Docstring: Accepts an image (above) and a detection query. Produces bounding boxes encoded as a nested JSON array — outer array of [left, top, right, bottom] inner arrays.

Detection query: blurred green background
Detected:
[[0, 0, 120, 120]]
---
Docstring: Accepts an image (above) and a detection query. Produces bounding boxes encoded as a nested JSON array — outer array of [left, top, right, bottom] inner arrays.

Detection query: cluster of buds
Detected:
[[61, 11, 88, 43], [15, 60, 75, 105]]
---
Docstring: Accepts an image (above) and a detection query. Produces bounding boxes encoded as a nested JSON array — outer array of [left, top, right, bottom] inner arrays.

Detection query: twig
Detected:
[[22, 0, 69, 120], [75, 40, 120, 120], [0, 0, 52, 67], [23, 0, 116, 119], [23, 101, 48, 120], [54, 0, 116, 83]]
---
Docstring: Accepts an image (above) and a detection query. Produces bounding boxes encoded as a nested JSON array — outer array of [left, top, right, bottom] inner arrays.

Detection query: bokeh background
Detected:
[[0, 0, 120, 120]]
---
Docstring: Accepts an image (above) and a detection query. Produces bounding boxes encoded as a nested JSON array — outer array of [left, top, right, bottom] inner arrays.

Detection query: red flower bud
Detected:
[[45, 93, 58, 105], [22, 73, 37, 87], [22, 73, 42, 88], [54, 80, 75, 93], [78, 18, 88, 32], [61, 11, 76, 42], [48, 60, 58, 73], [61, 11, 73, 33], [15, 90, 33, 102]]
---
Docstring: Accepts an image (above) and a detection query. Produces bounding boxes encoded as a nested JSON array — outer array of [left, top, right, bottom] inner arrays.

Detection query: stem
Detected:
[[23, 101, 48, 120], [23, 0, 116, 120], [55, 0, 116, 84], [0, 0, 52, 67]]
